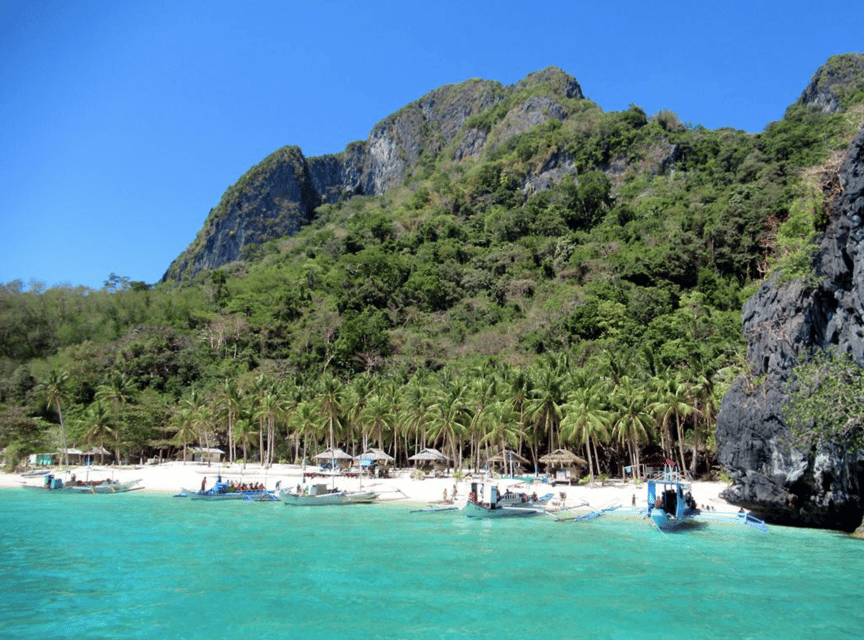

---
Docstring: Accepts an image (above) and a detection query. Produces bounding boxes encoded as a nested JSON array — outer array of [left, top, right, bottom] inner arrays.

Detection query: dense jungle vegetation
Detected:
[[3, 65, 863, 478]]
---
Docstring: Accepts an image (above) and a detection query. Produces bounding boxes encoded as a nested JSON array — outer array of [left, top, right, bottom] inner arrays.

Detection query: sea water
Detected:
[[1, 490, 862, 640]]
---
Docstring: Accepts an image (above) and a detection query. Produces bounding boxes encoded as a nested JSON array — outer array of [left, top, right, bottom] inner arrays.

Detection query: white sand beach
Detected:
[[0, 461, 739, 512]]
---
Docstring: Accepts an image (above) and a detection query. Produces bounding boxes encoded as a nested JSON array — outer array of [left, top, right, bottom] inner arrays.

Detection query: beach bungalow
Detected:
[[314, 447, 354, 471], [356, 448, 395, 477], [486, 449, 530, 477], [540, 449, 587, 485], [28, 452, 57, 466], [408, 448, 449, 475]]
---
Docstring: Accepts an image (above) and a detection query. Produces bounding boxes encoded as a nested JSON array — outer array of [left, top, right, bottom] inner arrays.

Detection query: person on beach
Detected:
[[201, 478, 206, 492]]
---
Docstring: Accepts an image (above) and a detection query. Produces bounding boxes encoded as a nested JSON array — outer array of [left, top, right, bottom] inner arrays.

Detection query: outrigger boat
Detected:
[[24, 473, 143, 494], [647, 465, 701, 532], [462, 482, 545, 519], [646, 465, 767, 533], [182, 478, 276, 501], [279, 483, 378, 506]]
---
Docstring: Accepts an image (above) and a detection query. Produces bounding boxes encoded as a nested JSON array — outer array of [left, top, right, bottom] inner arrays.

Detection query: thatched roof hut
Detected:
[[539, 449, 587, 467]]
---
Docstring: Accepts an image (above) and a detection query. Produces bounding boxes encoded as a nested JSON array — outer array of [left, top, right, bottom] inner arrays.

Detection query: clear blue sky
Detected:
[[1, 0, 860, 290]]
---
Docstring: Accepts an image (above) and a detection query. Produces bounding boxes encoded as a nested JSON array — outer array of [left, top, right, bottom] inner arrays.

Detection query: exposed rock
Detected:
[[798, 53, 864, 114], [360, 78, 507, 195], [716, 126, 864, 530], [162, 146, 319, 281]]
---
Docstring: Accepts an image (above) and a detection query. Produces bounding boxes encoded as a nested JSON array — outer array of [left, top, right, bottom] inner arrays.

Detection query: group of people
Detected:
[[225, 481, 266, 493]]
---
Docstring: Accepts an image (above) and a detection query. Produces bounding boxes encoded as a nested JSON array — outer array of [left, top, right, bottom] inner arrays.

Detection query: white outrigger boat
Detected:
[[462, 482, 545, 519], [279, 483, 378, 506], [23, 473, 143, 494]]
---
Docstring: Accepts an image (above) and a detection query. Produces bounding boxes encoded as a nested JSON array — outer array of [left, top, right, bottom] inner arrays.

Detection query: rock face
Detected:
[[162, 147, 320, 281], [162, 68, 585, 281], [798, 53, 864, 114], [715, 126, 864, 530]]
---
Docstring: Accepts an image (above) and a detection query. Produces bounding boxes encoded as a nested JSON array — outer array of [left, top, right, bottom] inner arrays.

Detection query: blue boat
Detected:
[[647, 465, 701, 532], [646, 465, 768, 533], [182, 479, 276, 502]]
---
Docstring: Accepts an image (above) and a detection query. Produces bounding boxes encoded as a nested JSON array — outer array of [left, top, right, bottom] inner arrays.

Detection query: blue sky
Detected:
[[1, 0, 860, 290]]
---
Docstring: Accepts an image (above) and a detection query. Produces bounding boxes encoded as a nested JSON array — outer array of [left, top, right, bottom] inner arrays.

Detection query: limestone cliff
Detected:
[[162, 68, 587, 282], [163, 146, 320, 281], [715, 124, 864, 530]]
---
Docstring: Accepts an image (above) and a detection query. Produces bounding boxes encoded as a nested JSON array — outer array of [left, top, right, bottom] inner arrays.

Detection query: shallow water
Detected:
[[1, 490, 862, 639]]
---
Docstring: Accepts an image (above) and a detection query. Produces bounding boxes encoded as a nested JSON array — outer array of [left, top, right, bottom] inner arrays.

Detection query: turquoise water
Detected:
[[1, 490, 862, 639]]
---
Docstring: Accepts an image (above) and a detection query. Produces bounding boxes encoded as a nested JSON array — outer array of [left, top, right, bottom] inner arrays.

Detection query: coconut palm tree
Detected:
[[170, 406, 197, 464], [317, 374, 343, 451], [428, 380, 472, 471], [220, 379, 243, 463], [527, 364, 566, 455], [561, 381, 611, 483], [96, 371, 135, 464], [654, 373, 699, 470], [84, 400, 114, 464], [399, 372, 435, 464], [609, 377, 654, 478], [256, 391, 285, 468], [40, 368, 69, 467]]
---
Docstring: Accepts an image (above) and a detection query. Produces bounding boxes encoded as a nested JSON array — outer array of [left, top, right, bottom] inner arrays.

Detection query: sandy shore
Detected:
[[0, 461, 739, 512]]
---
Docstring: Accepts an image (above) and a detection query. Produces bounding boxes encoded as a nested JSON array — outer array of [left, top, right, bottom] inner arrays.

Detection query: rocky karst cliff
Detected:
[[162, 68, 586, 282], [715, 124, 864, 531]]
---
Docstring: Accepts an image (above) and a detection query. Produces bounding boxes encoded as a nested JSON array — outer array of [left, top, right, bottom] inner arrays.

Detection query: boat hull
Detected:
[[650, 509, 703, 532], [183, 489, 275, 501], [462, 500, 544, 519], [280, 490, 378, 506]]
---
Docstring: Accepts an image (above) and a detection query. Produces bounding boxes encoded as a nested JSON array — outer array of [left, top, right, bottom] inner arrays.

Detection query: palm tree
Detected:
[[317, 374, 343, 451], [291, 400, 320, 464], [255, 391, 285, 468], [609, 377, 654, 478], [399, 372, 435, 464], [96, 371, 135, 464], [220, 379, 243, 463], [170, 406, 197, 464], [428, 380, 472, 471], [234, 416, 255, 469], [478, 400, 525, 470], [527, 365, 566, 455], [690, 368, 719, 475], [654, 373, 699, 470], [84, 400, 114, 464], [40, 368, 69, 467], [561, 381, 610, 483]]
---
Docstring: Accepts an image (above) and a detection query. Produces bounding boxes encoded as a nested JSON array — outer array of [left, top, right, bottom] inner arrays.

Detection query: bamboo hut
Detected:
[[539, 449, 587, 484]]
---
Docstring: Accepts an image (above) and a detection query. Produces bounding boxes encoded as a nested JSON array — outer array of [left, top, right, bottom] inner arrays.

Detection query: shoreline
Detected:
[[0, 461, 740, 512]]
